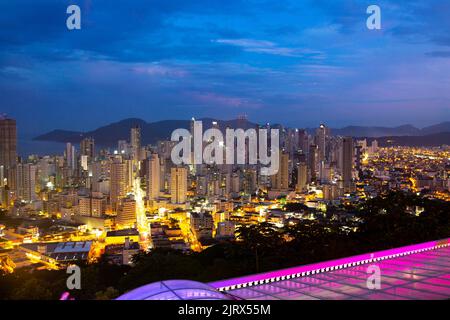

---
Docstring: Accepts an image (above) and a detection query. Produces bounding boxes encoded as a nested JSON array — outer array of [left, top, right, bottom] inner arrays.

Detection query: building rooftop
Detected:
[[116, 280, 233, 301], [106, 229, 139, 237], [105, 242, 140, 254], [53, 241, 92, 253], [20, 241, 93, 262], [209, 239, 450, 300]]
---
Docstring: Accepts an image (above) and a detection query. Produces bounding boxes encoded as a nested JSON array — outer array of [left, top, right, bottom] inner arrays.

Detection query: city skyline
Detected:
[[1, 1, 449, 303], [1, 0, 450, 135], [1, 107, 450, 301]]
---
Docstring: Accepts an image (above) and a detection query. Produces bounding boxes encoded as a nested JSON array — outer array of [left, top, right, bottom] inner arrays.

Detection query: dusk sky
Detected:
[[1, 0, 450, 136]]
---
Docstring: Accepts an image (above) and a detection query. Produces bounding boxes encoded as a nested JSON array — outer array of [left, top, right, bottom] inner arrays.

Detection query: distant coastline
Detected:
[[18, 138, 66, 157]]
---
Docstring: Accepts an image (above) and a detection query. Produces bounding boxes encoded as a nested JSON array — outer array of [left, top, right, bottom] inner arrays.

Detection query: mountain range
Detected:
[[34, 118, 450, 147]]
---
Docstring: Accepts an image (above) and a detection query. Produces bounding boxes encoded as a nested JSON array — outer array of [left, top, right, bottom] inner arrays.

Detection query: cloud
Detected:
[[426, 51, 450, 58], [0, 0, 252, 64], [213, 38, 324, 58], [188, 91, 263, 109], [1, 0, 450, 131], [132, 64, 188, 77], [214, 38, 298, 57]]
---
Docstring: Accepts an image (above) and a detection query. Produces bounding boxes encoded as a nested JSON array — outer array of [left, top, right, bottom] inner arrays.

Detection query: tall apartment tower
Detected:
[[16, 163, 37, 203], [147, 154, 160, 201], [271, 152, 289, 191], [297, 129, 308, 154], [80, 137, 95, 159], [309, 144, 318, 183], [65, 143, 76, 172], [170, 167, 187, 204], [296, 162, 308, 192], [110, 161, 128, 211], [116, 197, 137, 228], [355, 145, 363, 176], [315, 124, 329, 162], [0, 116, 17, 170], [0, 116, 17, 189], [371, 140, 379, 154], [342, 137, 354, 191], [130, 126, 141, 160]]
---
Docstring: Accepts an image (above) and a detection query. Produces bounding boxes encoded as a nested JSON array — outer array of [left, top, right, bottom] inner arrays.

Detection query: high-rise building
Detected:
[[190, 212, 214, 240], [0, 116, 17, 170], [243, 168, 257, 195], [355, 145, 363, 176], [309, 144, 318, 183], [0, 166, 5, 189], [315, 124, 330, 162], [16, 163, 37, 203], [285, 128, 297, 158], [296, 162, 308, 192], [371, 140, 379, 154], [0, 116, 17, 189], [342, 137, 354, 191], [158, 140, 177, 161], [271, 152, 289, 191], [319, 162, 333, 184], [147, 154, 160, 201], [80, 138, 95, 160], [297, 129, 308, 154], [118, 140, 128, 155], [170, 167, 187, 204], [79, 193, 106, 218], [207, 176, 220, 197], [231, 172, 240, 194], [216, 221, 235, 239], [110, 161, 128, 210], [323, 183, 340, 201], [222, 172, 231, 198], [36, 156, 56, 189], [80, 155, 89, 172], [116, 197, 137, 228], [196, 175, 207, 196], [65, 143, 76, 172], [316, 124, 327, 162], [131, 126, 141, 160]]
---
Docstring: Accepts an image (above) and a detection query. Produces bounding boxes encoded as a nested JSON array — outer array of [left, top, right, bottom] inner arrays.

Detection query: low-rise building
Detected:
[[105, 228, 140, 245], [20, 241, 93, 266], [104, 238, 140, 265]]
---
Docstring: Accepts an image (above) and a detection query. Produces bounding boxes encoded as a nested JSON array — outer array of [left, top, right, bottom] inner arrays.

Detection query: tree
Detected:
[[11, 278, 54, 300], [236, 223, 284, 273], [284, 203, 308, 212], [95, 287, 120, 300]]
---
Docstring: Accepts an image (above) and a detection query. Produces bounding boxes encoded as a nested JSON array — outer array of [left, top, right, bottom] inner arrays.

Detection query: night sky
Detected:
[[1, 0, 450, 136]]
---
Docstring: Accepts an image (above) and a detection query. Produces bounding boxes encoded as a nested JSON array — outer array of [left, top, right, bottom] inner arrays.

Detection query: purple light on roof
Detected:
[[116, 280, 233, 300], [209, 239, 449, 291]]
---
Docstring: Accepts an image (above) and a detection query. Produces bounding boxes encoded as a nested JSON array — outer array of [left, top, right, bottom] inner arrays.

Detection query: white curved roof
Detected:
[[117, 280, 232, 300]]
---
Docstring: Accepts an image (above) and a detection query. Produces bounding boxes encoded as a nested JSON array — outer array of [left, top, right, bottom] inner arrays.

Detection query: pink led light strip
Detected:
[[209, 239, 450, 292]]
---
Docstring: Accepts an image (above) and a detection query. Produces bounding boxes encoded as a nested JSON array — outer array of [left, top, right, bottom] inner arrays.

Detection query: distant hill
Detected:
[[363, 132, 450, 147], [35, 118, 450, 147], [307, 122, 450, 137], [34, 118, 261, 147], [332, 124, 420, 137], [36, 129, 83, 142], [420, 122, 450, 135]]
